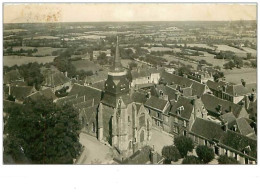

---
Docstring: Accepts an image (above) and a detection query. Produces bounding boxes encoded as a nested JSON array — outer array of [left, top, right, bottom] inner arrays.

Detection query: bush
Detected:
[[174, 136, 194, 157], [218, 155, 239, 164], [196, 145, 215, 164], [182, 155, 201, 164], [162, 145, 181, 163]]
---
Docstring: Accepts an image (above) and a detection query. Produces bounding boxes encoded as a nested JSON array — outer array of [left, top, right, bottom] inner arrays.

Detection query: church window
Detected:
[[92, 122, 96, 133]]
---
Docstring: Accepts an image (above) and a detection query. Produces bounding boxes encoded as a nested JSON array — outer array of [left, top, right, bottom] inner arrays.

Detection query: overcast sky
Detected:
[[4, 3, 257, 23]]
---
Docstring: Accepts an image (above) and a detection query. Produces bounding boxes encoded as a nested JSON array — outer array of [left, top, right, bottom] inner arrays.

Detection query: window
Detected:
[[157, 112, 160, 118], [183, 120, 187, 127], [164, 116, 168, 123], [204, 140, 208, 146], [157, 121, 160, 127], [92, 122, 95, 133], [172, 126, 178, 134], [148, 109, 151, 114]]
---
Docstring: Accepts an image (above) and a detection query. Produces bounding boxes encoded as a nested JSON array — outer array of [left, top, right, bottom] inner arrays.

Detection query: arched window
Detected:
[[140, 130, 145, 143]]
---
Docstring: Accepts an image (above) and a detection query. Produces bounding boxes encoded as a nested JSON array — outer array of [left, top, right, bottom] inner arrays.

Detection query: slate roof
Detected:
[[201, 94, 245, 118], [207, 80, 256, 96], [89, 81, 105, 91], [151, 84, 178, 100], [236, 117, 256, 137], [101, 93, 132, 108], [84, 72, 108, 84], [161, 71, 206, 97], [219, 130, 257, 159], [68, 84, 102, 105], [131, 91, 148, 104], [191, 118, 224, 141], [220, 113, 236, 129], [145, 96, 168, 112], [169, 96, 194, 120]]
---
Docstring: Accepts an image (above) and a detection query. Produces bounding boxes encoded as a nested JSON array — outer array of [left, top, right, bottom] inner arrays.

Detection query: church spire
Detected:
[[113, 36, 122, 71]]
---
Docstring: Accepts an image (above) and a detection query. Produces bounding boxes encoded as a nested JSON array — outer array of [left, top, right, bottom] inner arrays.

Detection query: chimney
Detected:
[[8, 84, 11, 95], [175, 92, 180, 101], [244, 95, 250, 110], [233, 124, 237, 132], [218, 104, 222, 113], [146, 91, 151, 99], [241, 79, 246, 87], [222, 121, 228, 132]]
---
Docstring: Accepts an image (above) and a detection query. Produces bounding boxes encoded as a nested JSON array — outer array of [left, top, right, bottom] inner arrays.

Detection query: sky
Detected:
[[3, 3, 257, 23]]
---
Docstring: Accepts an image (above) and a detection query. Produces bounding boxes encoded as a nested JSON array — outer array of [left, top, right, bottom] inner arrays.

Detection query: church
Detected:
[[97, 37, 152, 158]]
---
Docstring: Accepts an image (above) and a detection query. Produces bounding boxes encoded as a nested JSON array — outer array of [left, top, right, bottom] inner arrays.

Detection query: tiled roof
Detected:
[[4, 70, 23, 84], [43, 71, 70, 87], [27, 88, 57, 101], [10, 86, 35, 101], [201, 94, 244, 118], [191, 118, 224, 141], [145, 96, 168, 112], [220, 113, 236, 129], [169, 96, 194, 120]]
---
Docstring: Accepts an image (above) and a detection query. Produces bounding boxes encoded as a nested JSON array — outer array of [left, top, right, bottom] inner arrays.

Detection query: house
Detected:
[[9, 85, 37, 103], [219, 113, 256, 139], [144, 96, 170, 130], [201, 94, 249, 118], [41, 68, 71, 92], [187, 70, 214, 84], [168, 96, 208, 136], [130, 67, 161, 87], [26, 88, 57, 102], [189, 117, 257, 164], [160, 71, 209, 97], [207, 80, 257, 104], [4, 69, 24, 85]]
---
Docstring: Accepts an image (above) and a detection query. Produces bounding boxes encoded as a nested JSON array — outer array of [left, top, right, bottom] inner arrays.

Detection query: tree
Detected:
[[7, 94, 15, 102], [182, 155, 201, 164], [233, 56, 243, 68], [177, 66, 191, 76], [218, 155, 239, 164], [4, 97, 82, 164], [162, 145, 181, 163], [174, 136, 194, 157], [196, 145, 215, 164]]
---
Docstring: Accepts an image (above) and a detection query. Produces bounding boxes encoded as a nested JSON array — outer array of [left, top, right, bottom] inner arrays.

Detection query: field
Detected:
[[121, 59, 144, 68], [3, 55, 56, 67], [242, 47, 257, 57], [11, 46, 66, 56], [177, 43, 215, 50], [223, 68, 257, 84], [163, 54, 197, 69], [189, 51, 229, 68]]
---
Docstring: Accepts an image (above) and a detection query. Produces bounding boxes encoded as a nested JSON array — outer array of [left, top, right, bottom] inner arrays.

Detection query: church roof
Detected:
[[111, 36, 123, 72]]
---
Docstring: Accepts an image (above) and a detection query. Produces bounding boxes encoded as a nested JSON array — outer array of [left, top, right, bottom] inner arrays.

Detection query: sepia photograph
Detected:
[[2, 2, 257, 165]]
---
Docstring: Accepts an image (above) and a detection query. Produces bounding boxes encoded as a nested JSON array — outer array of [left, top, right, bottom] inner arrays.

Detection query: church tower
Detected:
[[98, 36, 131, 155]]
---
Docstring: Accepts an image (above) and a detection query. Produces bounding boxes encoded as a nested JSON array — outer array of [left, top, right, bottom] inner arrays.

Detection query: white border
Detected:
[[0, 1, 260, 192]]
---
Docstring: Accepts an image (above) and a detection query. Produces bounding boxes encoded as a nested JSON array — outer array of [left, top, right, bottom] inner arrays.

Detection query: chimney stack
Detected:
[[223, 121, 228, 132]]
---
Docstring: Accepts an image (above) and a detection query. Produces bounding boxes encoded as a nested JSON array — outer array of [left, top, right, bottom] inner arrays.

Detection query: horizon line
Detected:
[[4, 19, 257, 24]]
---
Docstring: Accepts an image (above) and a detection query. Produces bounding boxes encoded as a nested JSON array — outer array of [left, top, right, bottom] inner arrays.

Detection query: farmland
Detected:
[[10, 46, 66, 56], [223, 68, 257, 84], [3, 55, 56, 67]]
